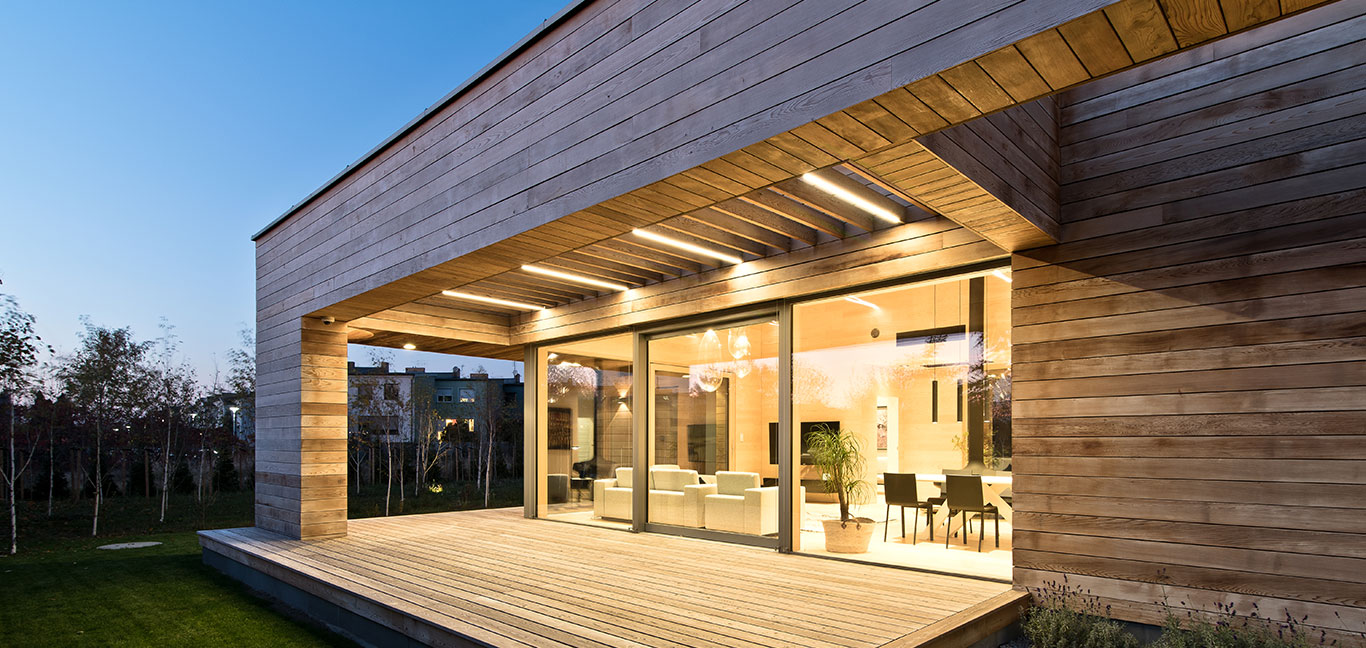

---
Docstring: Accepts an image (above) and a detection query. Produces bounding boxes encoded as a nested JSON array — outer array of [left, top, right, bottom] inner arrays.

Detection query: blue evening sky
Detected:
[[1, 1, 566, 382]]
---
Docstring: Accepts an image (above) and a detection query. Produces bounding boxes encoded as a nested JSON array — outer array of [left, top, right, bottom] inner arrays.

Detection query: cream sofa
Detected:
[[648, 466, 711, 527], [704, 471, 779, 536], [594, 465, 712, 527]]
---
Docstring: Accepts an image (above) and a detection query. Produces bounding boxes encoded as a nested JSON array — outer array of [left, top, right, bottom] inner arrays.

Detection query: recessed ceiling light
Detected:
[[632, 228, 743, 265], [402, 343, 417, 350], [802, 173, 902, 224], [441, 290, 544, 311], [522, 264, 629, 291], [992, 269, 1013, 284]]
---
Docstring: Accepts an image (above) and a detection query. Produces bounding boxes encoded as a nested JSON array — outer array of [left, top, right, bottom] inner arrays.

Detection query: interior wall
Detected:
[[1011, 3, 1366, 640]]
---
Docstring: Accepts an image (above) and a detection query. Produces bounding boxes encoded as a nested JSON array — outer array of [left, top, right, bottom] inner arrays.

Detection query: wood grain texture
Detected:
[[1012, 2, 1366, 639], [250, 0, 1336, 541], [255, 317, 348, 540], [202, 508, 1011, 648]]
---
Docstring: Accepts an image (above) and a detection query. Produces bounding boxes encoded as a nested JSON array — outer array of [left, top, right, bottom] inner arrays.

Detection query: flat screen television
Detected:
[[769, 421, 840, 465]]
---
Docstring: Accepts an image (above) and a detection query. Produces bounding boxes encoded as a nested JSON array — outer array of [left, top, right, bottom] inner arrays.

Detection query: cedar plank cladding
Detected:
[[256, 317, 348, 540], [858, 98, 1062, 251], [1010, 3, 1366, 640], [253, 0, 1114, 330]]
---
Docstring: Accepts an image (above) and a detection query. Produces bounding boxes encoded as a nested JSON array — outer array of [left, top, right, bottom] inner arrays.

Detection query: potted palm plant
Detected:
[[807, 423, 875, 553]]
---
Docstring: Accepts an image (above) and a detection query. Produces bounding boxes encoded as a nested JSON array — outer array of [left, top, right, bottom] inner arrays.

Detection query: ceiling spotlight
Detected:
[[632, 228, 743, 265], [992, 269, 1013, 284], [441, 290, 544, 311], [802, 173, 902, 224], [522, 264, 629, 291], [402, 342, 417, 350]]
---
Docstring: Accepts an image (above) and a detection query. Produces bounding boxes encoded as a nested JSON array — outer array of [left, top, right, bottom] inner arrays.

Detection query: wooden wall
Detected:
[[255, 317, 348, 539], [252, 0, 1111, 538], [1010, 2, 1366, 639]]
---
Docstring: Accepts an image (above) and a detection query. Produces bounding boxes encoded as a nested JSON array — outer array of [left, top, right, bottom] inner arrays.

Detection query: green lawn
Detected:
[[2, 479, 522, 646], [0, 532, 353, 647]]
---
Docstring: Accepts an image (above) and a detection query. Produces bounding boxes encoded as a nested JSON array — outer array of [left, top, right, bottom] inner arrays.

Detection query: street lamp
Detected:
[[228, 405, 240, 438]]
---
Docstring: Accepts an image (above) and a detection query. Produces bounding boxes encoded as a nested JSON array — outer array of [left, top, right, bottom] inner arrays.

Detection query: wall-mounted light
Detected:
[[802, 172, 902, 224], [402, 342, 417, 350], [522, 264, 629, 291], [992, 269, 1013, 283], [441, 290, 544, 311], [633, 228, 743, 265]]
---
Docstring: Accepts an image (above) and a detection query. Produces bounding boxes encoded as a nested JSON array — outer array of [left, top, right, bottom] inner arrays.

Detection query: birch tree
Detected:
[[0, 294, 47, 554], [56, 322, 151, 536], [152, 321, 197, 522]]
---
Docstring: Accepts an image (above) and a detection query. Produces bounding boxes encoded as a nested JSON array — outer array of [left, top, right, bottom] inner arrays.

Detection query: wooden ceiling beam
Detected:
[[460, 279, 568, 306], [535, 257, 649, 287], [657, 215, 771, 257], [708, 200, 818, 246], [740, 190, 848, 239], [770, 176, 882, 233], [580, 241, 697, 276], [552, 253, 664, 284], [683, 208, 793, 252]]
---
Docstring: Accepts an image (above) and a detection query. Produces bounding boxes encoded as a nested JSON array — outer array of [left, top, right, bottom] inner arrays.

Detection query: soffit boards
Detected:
[[342, 0, 1335, 355]]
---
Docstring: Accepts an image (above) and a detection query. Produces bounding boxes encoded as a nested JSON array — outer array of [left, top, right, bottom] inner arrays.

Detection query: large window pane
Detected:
[[647, 320, 778, 536], [792, 272, 1011, 579], [539, 333, 633, 528]]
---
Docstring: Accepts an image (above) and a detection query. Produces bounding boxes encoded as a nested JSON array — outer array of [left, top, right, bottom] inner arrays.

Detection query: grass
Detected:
[[0, 532, 353, 647], [2, 478, 523, 646]]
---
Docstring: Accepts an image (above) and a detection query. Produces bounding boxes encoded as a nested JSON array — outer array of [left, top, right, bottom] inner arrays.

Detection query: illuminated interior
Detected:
[[538, 269, 1012, 579]]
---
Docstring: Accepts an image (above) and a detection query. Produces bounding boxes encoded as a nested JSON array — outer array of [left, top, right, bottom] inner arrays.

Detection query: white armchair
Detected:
[[593, 467, 634, 521], [704, 471, 779, 536], [647, 466, 711, 528]]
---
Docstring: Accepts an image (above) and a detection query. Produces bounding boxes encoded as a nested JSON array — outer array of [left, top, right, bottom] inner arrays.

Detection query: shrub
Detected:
[[1153, 602, 1317, 648], [1024, 578, 1140, 648]]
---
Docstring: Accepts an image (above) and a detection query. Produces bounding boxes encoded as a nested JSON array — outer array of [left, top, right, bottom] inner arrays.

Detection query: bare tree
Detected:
[[56, 321, 151, 536], [410, 381, 448, 497], [0, 293, 49, 554], [474, 381, 507, 508], [152, 320, 197, 523]]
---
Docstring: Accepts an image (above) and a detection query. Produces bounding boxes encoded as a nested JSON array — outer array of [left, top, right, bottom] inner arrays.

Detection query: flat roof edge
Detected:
[[251, 0, 593, 242]]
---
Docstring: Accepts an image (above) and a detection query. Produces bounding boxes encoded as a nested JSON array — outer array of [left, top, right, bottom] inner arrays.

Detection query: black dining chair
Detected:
[[883, 473, 945, 544], [945, 474, 999, 552]]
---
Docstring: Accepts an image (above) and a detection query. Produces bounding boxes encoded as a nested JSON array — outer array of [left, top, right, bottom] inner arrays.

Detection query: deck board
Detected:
[[200, 508, 1012, 648]]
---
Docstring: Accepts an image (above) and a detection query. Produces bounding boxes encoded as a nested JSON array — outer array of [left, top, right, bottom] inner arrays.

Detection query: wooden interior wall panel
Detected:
[[1011, 3, 1366, 640]]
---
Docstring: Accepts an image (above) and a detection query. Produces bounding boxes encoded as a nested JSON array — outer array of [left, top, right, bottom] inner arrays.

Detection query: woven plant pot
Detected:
[[822, 517, 876, 553]]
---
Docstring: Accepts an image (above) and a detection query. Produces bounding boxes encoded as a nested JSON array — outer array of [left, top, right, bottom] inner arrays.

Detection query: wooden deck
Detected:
[[200, 508, 1021, 648]]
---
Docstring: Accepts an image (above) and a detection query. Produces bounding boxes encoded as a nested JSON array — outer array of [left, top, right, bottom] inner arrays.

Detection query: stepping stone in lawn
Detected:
[[96, 542, 163, 550]]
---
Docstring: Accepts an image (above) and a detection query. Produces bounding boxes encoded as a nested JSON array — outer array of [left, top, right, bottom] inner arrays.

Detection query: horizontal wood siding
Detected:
[[253, 0, 1111, 330], [255, 317, 348, 539], [1011, 2, 1366, 638]]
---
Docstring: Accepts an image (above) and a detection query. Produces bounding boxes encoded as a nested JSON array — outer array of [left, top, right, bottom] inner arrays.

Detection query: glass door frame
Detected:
[[634, 309, 786, 549]]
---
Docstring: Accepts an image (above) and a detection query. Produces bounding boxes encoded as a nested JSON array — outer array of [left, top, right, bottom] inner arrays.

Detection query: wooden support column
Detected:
[[255, 316, 348, 540]]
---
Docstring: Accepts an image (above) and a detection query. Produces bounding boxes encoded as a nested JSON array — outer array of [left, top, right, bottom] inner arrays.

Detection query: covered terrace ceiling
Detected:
[[340, 0, 1336, 359]]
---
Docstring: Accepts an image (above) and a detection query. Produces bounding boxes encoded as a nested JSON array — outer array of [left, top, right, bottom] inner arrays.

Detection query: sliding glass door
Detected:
[[536, 332, 634, 529], [644, 317, 778, 543], [530, 267, 1011, 576]]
